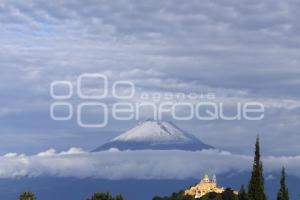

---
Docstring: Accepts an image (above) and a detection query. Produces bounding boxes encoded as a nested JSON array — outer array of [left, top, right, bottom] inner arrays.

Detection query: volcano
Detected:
[[93, 120, 214, 151]]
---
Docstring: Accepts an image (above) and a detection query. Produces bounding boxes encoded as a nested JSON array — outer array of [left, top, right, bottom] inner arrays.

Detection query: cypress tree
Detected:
[[248, 136, 267, 200], [277, 167, 289, 200]]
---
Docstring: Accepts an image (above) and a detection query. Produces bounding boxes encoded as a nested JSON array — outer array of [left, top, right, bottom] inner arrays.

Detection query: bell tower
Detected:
[[203, 174, 210, 182], [212, 175, 217, 183]]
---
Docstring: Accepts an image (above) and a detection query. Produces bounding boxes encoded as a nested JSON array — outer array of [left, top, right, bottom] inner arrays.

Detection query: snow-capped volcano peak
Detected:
[[93, 120, 213, 151], [112, 120, 195, 143]]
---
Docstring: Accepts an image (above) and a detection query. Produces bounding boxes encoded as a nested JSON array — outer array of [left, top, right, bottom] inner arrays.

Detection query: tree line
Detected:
[[18, 192, 124, 200]]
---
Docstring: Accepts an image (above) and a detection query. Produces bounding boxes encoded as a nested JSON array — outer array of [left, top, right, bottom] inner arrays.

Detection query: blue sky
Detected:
[[0, 0, 300, 157]]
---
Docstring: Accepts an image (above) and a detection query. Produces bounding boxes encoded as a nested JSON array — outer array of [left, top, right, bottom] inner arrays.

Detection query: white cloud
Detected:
[[0, 148, 299, 180], [36, 148, 57, 157]]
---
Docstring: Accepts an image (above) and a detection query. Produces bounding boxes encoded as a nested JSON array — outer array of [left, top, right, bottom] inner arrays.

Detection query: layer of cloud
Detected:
[[0, 148, 299, 180]]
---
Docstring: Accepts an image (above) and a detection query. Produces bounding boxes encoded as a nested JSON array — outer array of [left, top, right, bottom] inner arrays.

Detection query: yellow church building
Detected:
[[184, 175, 238, 198]]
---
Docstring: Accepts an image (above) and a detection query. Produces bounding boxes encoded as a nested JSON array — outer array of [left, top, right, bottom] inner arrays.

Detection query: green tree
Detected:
[[19, 191, 36, 200], [238, 185, 248, 200], [152, 190, 193, 200], [222, 188, 238, 200], [115, 194, 124, 200], [248, 136, 267, 200], [86, 192, 123, 200], [277, 167, 289, 200]]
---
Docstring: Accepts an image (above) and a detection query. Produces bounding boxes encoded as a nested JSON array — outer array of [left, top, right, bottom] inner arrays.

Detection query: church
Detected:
[[184, 175, 238, 198]]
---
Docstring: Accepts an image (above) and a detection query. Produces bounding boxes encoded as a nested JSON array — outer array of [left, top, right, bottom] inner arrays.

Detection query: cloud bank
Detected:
[[0, 148, 299, 180]]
